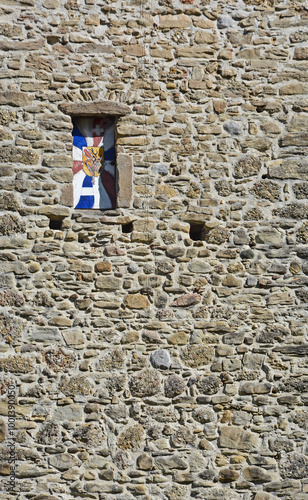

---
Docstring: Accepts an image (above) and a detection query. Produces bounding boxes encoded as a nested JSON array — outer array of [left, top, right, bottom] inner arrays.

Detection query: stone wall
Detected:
[[0, 0, 308, 499]]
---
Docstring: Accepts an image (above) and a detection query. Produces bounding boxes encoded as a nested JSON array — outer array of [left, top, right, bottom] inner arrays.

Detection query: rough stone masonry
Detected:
[[0, 0, 308, 499]]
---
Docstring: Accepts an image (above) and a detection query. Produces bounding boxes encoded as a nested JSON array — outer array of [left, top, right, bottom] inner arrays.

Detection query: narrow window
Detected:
[[72, 116, 116, 210]]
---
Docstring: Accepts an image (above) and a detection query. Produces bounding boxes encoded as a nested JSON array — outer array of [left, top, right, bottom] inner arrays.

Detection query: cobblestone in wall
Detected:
[[0, 0, 308, 499]]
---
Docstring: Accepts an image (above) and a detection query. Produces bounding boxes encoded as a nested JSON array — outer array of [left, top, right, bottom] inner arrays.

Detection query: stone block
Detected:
[[219, 426, 258, 451], [51, 169, 73, 183], [59, 100, 131, 116], [171, 293, 201, 307], [49, 454, 79, 471], [159, 14, 192, 29], [117, 154, 133, 208], [96, 276, 122, 290], [0, 146, 39, 165], [53, 405, 83, 421], [62, 329, 86, 347], [268, 158, 308, 179], [155, 455, 188, 472], [243, 466, 273, 483], [294, 47, 308, 60], [124, 294, 150, 309], [60, 184, 74, 207], [0, 91, 32, 107], [38, 206, 70, 219], [280, 83, 308, 95], [150, 349, 171, 369], [30, 327, 61, 342], [256, 228, 284, 245], [123, 45, 146, 57]]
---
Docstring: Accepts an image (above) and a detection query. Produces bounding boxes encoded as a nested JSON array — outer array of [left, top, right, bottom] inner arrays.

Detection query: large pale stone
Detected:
[[220, 426, 258, 451], [53, 405, 82, 421], [96, 276, 122, 290], [138, 274, 162, 288], [49, 454, 79, 471], [268, 158, 308, 180], [38, 206, 70, 219], [159, 14, 192, 29], [0, 146, 39, 165], [256, 228, 284, 245], [188, 260, 211, 274], [171, 293, 201, 307], [155, 455, 188, 471], [0, 91, 32, 107], [118, 154, 133, 208], [124, 294, 150, 309], [59, 100, 131, 116]]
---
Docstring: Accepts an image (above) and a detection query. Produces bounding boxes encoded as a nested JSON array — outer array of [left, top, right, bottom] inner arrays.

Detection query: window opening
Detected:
[[189, 223, 206, 241], [122, 222, 133, 234], [49, 219, 62, 230], [72, 116, 116, 210]]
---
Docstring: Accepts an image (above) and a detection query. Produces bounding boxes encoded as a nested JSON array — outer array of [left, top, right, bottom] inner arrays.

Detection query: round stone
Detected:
[[240, 249, 254, 259], [150, 349, 171, 370]]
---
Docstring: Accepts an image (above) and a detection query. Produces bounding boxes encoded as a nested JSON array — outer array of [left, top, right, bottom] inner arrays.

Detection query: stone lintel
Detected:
[[58, 101, 131, 117]]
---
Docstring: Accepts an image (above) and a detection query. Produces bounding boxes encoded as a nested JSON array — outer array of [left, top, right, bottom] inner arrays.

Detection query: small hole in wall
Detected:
[[189, 223, 206, 241], [122, 222, 133, 233], [49, 219, 62, 230]]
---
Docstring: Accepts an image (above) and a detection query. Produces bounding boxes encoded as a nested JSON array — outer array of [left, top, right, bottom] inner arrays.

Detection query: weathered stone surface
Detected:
[[129, 370, 160, 398], [279, 454, 308, 480], [268, 158, 308, 180], [118, 424, 144, 450], [223, 121, 242, 136], [239, 382, 271, 395], [171, 293, 201, 307], [205, 227, 230, 244], [137, 453, 153, 471], [243, 466, 272, 483], [0, 146, 39, 165], [219, 426, 258, 451], [273, 204, 308, 220], [256, 228, 284, 245], [38, 206, 70, 219], [188, 260, 211, 274], [59, 100, 131, 116], [0, 2, 307, 498], [49, 453, 79, 471], [234, 156, 262, 178], [96, 276, 122, 290], [273, 344, 308, 356], [0, 419, 6, 442], [150, 349, 171, 370], [155, 455, 188, 472], [251, 181, 281, 201], [104, 245, 126, 256], [59, 375, 95, 396], [0, 356, 34, 374], [117, 154, 133, 208], [197, 375, 222, 395], [164, 374, 185, 398], [180, 345, 214, 368], [97, 348, 125, 371], [219, 468, 240, 482], [0, 91, 32, 107], [123, 294, 150, 309], [53, 405, 83, 422]]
